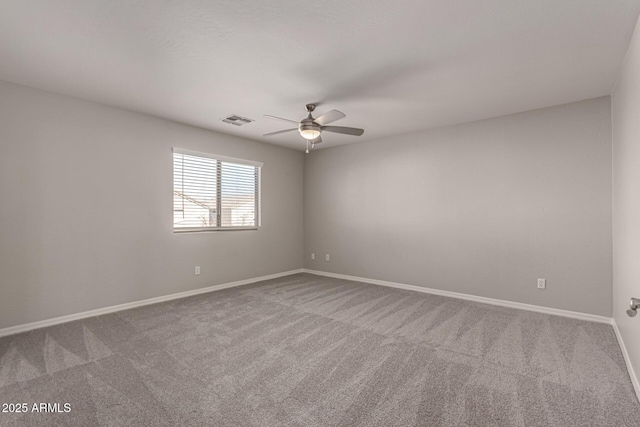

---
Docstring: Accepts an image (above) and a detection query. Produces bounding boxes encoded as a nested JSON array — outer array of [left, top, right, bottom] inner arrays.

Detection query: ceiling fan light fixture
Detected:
[[300, 129, 321, 140]]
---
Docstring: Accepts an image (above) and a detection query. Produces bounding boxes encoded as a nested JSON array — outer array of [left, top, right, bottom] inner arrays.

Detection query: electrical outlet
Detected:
[[195, 266, 200, 275], [537, 278, 546, 289], [325, 254, 330, 262], [311, 253, 315, 260]]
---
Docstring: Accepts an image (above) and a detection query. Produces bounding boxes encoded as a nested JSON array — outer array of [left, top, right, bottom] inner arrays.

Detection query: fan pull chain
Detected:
[[305, 140, 309, 154]]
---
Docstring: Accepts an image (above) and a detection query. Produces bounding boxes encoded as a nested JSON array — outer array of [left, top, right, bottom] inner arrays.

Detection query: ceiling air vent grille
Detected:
[[221, 115, 254, 126]]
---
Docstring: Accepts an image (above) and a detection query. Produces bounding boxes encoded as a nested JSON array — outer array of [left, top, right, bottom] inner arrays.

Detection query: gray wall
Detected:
[[0, 80, 304, 330], [0, 78, 616, 329], [612, 14, 640, 392], [304, 97, 612, 316]]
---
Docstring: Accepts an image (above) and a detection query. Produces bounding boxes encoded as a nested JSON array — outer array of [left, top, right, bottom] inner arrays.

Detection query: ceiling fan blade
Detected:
[[264, 114, 299, 124], [321, 126, 364, 136], [263, 128, 298, 137], [314, 110, 345, 126]]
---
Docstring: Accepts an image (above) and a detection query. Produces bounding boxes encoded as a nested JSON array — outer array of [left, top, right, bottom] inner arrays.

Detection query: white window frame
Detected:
[[173, 148, 262, 233]]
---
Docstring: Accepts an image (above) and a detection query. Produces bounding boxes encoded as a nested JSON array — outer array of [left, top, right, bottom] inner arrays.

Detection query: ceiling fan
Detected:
[[263, 104, 364, 153]]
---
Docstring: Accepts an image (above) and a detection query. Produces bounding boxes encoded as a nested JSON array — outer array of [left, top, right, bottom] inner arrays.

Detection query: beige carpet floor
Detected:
[[0, 273, 639, 426]]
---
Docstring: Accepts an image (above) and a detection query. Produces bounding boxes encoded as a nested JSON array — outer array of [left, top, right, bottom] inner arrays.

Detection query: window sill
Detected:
[[173, 227, 259, 233]]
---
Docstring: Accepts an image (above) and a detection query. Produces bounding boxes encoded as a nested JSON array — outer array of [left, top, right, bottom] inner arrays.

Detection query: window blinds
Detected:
[[173, 148, 262, 231]]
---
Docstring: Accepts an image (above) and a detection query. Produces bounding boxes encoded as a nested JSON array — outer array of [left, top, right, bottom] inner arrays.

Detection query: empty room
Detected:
[[2, 1, 640, 426]]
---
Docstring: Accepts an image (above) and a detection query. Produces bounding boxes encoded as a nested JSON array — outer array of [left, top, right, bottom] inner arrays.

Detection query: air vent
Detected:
[[221, 115, 254, 126]]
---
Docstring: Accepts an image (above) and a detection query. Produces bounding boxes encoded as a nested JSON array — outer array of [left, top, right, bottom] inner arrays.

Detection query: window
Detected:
[[173, 148, 262, 232]]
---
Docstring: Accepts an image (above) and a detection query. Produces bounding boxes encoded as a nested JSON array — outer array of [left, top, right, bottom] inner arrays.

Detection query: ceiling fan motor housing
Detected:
[[299, 116, 321, 139], [299, 117, 320, 132]]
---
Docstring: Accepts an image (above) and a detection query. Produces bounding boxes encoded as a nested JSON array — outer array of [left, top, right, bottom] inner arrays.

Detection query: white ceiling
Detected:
[[1, 1, 639, 151]]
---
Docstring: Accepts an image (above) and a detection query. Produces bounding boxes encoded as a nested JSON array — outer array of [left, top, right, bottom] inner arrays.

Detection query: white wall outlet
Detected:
[[537, 278, 546, 289], [325, 254, 330, 262], [311, 253, 315, 260], [195, 266, 200, 275]]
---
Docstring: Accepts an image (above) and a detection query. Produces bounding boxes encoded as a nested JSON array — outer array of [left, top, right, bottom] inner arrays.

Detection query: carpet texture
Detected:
[[0, 273, 639, 426]]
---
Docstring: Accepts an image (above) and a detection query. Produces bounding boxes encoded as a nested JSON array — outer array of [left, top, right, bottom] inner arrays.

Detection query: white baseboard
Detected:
[[612, 319, 640, 404], [303, 269, 612, 324], [0, 269, 304, 338]]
